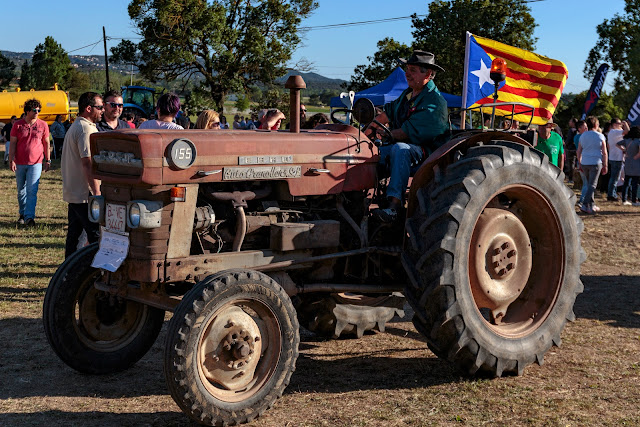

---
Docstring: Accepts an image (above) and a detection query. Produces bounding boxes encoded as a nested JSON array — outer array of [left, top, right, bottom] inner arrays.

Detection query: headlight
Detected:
[[128, 203, 141, 228], [88, 196, 104, 223], [126, 200, 163, 229]]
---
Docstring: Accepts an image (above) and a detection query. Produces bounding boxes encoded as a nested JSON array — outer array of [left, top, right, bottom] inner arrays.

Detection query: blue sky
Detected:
[[0, 0, 628, 94]]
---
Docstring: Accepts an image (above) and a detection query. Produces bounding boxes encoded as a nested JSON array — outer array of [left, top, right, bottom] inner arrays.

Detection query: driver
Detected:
[[368, 50, 448, 222]]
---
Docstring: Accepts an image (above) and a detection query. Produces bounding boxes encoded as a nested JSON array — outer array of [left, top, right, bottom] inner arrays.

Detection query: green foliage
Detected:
[[116, 0, 318, 111], [65, 70, 92, 100], [554, 91, 624, 134], [183, 87, 216, 116], [585, 0, 640, 112], [0, 52, 16, 90], [20, 36, 73, 90], [235, 94, 250, 112], [255, 85, 290, 119], [347, 0, 536, 95], [345, 38, 412, 92]]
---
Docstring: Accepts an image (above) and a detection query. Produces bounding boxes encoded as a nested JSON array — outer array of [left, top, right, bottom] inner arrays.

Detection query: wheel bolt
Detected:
[[493, 261, 500, 268], [502, 242, 510, 250], [506, 263, 514, 271], [499, 268, 506, 276], [508, 250, 517, 257], [493, 247, 501, 255]]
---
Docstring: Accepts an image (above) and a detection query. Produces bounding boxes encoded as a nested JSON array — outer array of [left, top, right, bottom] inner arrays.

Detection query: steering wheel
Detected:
[[367, 119, 394, 145]]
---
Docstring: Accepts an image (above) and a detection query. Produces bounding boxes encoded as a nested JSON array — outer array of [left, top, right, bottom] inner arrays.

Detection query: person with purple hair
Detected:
[[139, 93, 184, 130]]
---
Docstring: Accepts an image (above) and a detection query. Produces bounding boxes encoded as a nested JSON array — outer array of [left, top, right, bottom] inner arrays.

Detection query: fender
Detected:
[[407, 130, 532, 217]]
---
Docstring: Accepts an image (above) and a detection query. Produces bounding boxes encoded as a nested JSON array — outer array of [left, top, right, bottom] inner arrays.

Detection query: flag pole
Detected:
[[460, 32, 472, 130]]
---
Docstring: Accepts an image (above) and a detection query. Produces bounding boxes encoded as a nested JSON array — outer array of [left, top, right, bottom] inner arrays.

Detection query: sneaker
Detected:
[[24, 218, 36, 227], [623, 201, 632, 206], [580, 205, 594, 214], [17, 215, 25, 225], [372, 207, 398, 223], [592, 205, 601, 212], [607, 196, 617, 201], [633, 202, 640, 207]]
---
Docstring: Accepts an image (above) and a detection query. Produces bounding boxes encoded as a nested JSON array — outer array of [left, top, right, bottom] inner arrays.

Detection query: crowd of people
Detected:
[[536, 114, 640, 214]]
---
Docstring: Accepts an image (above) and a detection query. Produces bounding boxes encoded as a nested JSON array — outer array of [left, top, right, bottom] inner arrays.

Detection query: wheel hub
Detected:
[[199, 306, 264, 390], [470, 208, 533, 323]]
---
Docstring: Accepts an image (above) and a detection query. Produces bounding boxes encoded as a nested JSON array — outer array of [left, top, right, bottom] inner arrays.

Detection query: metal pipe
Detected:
[[284, 75, 306, 133], [336, 197, 367, 248], [298, 283, 404, 294], [254, 247, 374, 272], [232, 206, 247, 252]]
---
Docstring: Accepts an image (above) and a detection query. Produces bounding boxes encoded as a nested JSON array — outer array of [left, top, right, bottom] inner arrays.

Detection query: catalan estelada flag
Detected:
[[461, 32, 568, 126]]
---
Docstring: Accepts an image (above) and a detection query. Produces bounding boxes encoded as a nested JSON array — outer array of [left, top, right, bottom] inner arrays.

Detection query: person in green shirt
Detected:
[[536, 118, 564, 171], [367, 50, 448, 222]]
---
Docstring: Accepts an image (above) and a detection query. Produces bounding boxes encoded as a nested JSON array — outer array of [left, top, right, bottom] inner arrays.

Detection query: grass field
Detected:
[[0, 155, 639, 426]]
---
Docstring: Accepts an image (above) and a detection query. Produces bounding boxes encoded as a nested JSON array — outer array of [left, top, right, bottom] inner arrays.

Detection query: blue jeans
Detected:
[[607, 160, 623, 198], [582, 163, 602, 209], [379, 143, 424, 201], [15, 163, 42, 220]]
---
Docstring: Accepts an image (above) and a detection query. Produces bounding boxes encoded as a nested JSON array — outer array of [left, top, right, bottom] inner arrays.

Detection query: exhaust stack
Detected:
[[285, 75, 306, 133]]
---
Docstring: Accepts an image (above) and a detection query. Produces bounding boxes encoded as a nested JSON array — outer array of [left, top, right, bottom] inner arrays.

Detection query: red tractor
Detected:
[[44, 76, 583, 426]]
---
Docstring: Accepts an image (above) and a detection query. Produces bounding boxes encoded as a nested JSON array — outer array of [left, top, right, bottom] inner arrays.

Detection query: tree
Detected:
[[555, 91, 624, 132], [114, 0, 318, 111], [347, 0, 536, 95], [20, 36, 73, 90], [585, 0, 640, 112], [344, 38, 411, 92], [235, 94, 250, 112], [0, 52, 16, 90]]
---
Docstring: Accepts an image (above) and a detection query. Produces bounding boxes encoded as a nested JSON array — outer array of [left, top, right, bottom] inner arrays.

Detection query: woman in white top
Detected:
[[576, 116, 608, 214], [139, 93, 184, 130]]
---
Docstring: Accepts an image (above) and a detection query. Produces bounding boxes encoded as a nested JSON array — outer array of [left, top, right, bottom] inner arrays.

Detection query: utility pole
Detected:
[[103, 26, 110, 92]]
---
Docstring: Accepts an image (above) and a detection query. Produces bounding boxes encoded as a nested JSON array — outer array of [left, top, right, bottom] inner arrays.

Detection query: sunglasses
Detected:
[[108, 102, 124, 108], [31, 108, 41, 113], [211, 122, 221, 127], [91, 105, 105, 110]]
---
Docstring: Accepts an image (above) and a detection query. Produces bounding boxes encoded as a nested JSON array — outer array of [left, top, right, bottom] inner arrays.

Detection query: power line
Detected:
[[299, 15, 427, 31]]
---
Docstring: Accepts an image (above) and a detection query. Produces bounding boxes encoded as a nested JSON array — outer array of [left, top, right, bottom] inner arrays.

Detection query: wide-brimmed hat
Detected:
[[399, 50, 445, 72]]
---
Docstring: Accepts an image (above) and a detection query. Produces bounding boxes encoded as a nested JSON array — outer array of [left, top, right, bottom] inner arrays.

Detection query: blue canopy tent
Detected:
[[330, 67, 462, 109]]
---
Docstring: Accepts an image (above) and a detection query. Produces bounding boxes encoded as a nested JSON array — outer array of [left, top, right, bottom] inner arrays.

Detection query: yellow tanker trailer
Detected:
[[0, 84, 70, 125]]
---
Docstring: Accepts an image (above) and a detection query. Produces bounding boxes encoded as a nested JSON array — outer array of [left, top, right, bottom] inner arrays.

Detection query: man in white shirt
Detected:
[[606, 118, 629, 201], [61, 92, 104, 258]]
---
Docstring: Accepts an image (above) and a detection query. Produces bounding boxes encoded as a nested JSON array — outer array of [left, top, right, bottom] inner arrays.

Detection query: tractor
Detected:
[[43, 75, 583, 426]]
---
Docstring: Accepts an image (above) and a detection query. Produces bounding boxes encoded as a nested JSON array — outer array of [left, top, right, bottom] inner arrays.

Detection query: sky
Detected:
[[0, 0, 628, 94]]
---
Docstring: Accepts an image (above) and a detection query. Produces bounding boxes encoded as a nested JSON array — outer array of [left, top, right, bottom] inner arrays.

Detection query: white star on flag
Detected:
[[471, 59, 495, 89]]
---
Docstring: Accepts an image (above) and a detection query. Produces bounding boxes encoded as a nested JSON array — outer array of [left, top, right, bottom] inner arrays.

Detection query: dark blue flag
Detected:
[[627, 89, 640, 126], [581, 64, 609, 120]]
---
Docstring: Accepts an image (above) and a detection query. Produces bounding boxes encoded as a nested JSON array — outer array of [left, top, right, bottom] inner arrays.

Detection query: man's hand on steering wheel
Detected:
[[365, 120, 394, 145]]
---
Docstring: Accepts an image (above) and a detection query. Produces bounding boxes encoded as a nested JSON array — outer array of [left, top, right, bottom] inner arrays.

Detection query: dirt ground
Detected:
[[0, 167, 639, 426]]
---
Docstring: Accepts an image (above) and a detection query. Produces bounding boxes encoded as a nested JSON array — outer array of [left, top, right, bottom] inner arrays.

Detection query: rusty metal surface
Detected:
[[90, 128, 378, 196], [270, 220, 340, 251], [466, 185, 564, 337], [197, 299, 280, 403], [166, 184, 198, 259], [94, 281, 181, 311], [468, 207, 533, 325]]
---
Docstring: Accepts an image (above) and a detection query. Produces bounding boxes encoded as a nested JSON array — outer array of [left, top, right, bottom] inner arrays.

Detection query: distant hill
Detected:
[[0, 50, 132, 74], [276, 70, 346, 90]]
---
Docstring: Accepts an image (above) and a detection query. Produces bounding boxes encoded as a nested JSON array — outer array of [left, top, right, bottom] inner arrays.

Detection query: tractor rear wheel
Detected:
[[403, 141, 584, 376]]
